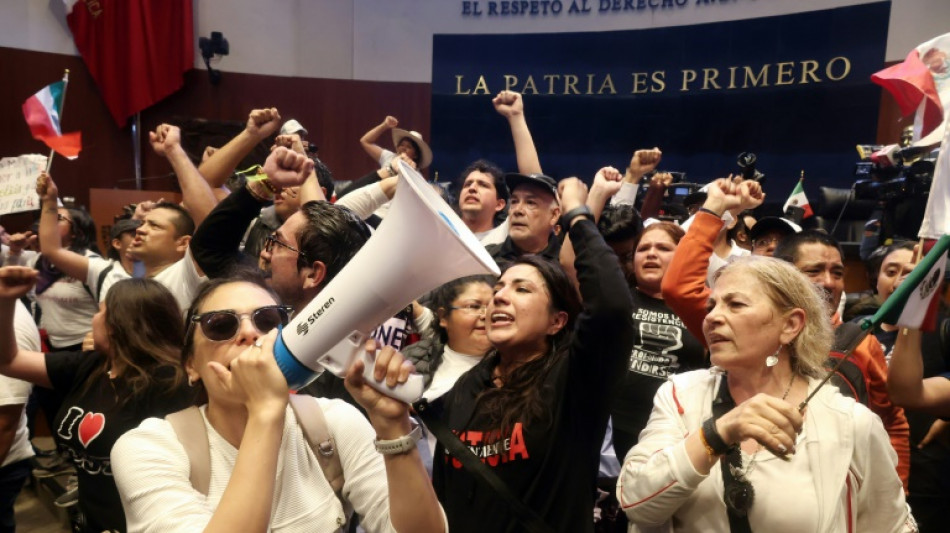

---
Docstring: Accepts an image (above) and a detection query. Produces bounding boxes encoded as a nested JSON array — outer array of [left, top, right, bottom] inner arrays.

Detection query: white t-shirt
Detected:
[[112, 399, 402, 533], [86, 256, 131, 303], [7, 301, 37, 467], [33, 250, 101, 347], [706, 240, 750, 286], [89, 248, 205, 314], [477, 219, 508, 247]]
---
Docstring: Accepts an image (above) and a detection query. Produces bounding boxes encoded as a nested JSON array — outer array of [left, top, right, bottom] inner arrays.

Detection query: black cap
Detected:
[[749, 217, 802, 243], [110, 218, 142, 241], [504, 173, 558, 198]]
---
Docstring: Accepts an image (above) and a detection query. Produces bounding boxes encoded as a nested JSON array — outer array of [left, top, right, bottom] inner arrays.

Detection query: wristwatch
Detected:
[[559, 205, 594, 234], [374, 423, 422, 455]]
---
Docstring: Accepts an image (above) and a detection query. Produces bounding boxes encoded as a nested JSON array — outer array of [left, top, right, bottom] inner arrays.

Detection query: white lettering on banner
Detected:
[[0, 154, 46, 216]]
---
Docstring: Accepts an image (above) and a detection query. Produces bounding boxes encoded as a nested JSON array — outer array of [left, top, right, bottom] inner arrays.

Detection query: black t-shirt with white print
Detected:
[[610, 289, 706, 460], [46, 350, 194, 533]]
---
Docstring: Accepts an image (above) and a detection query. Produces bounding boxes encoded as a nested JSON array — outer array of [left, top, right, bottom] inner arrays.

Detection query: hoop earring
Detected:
[[187, 376, 196, 387]]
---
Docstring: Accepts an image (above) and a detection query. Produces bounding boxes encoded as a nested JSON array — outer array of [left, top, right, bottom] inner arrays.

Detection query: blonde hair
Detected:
[[713, 256, 832, 378]]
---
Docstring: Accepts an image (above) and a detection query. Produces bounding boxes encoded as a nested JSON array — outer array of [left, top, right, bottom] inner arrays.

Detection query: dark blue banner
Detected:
[[431, 2, 891, 202]]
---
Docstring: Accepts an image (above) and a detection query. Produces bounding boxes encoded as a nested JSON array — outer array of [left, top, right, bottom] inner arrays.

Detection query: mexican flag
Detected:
[[21, 81, 82, 159], [872, 33, 950, 147], [869, 234, 950, 331], [783, 179, 813, 219]]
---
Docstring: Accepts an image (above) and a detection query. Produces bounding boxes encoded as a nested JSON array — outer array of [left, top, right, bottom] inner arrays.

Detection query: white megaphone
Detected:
[[273, 160, 500, 403]]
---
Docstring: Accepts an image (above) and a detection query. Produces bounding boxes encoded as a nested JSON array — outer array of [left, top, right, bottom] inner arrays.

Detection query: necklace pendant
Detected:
[[729, 464, 746, 482]]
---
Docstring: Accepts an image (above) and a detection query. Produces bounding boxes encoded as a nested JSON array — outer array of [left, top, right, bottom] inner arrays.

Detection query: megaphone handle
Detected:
[[360, 350, 425, 404]]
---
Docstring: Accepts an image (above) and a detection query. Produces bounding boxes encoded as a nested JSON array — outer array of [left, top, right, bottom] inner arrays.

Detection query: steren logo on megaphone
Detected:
[[296, 297, 335, 336]]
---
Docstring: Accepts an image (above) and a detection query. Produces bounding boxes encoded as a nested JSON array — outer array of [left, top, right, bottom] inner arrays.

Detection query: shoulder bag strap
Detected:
[[289, 394, 345, 496], [166, 406, 211, 496], [414, 399, 554, 533]]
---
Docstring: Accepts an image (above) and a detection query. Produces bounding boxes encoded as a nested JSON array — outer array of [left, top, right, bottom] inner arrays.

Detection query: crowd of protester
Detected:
[[0, 90, 943, 532]]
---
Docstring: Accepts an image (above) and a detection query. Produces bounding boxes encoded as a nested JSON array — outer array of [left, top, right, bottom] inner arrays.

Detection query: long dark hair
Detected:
[[65, 207, 101, 255], [468, 255, 581, 434], [182, 272, 279, 405], [83, 278, 188, 404]]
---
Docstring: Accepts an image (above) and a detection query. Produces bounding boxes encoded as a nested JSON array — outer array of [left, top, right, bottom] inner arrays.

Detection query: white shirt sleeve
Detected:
[[610, 182, 640, 206], [378, 149, 396, 169], [336, 182, 392, 220]]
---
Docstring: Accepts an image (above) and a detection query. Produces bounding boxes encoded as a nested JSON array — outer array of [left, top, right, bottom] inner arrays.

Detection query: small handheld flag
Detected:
[[870, 234, 950, 331], [783, 175, 813, 219], [799, 234, 950, 413], [22, 72, 82, 160]]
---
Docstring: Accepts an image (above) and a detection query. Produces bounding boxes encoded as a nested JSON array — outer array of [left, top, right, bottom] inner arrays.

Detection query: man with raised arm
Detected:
[[36, 124, 214, 312]]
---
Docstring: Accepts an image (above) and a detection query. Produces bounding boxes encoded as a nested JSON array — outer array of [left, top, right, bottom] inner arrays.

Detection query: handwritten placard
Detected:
[[0, 155, 46, 215]]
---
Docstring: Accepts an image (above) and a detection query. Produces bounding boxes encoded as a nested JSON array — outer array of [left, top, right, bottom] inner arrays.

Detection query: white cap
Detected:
[[280, 119, 308, 136]]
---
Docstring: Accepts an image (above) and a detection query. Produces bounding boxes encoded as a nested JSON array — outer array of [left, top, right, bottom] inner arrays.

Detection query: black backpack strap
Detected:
[[414, 399, 554, 533]]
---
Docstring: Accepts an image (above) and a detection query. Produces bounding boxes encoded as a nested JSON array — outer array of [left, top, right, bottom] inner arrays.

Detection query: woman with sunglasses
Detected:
[[619, 257, 911, 532], [0, 266, 194, 532], [110, 276, 445, 533]]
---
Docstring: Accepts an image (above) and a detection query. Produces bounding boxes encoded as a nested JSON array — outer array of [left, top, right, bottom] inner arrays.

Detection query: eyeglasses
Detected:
[[753, 236, 781, 249], [188, 305, 293, 342], [264, 232, 309, 261], [449, 303, 488, 316], [57, 213, 73, 225]]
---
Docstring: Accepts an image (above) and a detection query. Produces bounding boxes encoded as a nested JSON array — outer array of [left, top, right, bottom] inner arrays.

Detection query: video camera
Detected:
[[853, 143, 936, 201]]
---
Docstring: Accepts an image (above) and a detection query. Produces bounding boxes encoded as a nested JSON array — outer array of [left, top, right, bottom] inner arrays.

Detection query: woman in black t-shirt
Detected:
[[430, 179, 634, 533], [0, 268, 193, 532], [609, 222, 706, 460]]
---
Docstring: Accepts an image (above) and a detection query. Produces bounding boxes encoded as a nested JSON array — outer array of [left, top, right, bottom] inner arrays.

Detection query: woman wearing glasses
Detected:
[[0, 267, 194, 532], [619, 257, 911, 532], [405, 275, 496, 402], [110, 276, 445, 533]]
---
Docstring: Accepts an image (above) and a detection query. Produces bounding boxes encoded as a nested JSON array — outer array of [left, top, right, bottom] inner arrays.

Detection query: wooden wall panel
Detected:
[[0, 46, 429, 233]]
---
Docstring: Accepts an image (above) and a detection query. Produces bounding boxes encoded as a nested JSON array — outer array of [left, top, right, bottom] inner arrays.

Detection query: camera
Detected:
[[737, 152, 765, 183], [853, 145, 936, 201]]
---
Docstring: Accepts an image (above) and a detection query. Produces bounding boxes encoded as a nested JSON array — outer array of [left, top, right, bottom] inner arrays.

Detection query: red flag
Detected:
[[871, 33, 950, 144], [22, 81, 82, 159], [64, 0, 193, 127]]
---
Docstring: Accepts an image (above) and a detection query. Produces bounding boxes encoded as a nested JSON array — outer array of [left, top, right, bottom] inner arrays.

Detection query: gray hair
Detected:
[[713, 256, 832, 378]]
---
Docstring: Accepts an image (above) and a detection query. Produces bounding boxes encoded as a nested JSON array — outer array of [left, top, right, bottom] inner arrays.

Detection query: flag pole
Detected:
[[45, 69, 70, 174]]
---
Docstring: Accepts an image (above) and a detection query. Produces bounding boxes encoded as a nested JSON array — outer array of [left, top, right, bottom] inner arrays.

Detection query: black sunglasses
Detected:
[[188, 305, 293, 342]]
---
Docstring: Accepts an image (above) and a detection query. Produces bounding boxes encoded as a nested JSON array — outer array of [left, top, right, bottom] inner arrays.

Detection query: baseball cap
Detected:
[[504, 173, 558, 199]]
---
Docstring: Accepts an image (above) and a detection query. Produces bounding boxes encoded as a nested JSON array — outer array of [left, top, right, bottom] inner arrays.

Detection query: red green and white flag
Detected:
[[21, 81, 81, 159], [783, 179, 813, 219], [869, 234, 950, 331]]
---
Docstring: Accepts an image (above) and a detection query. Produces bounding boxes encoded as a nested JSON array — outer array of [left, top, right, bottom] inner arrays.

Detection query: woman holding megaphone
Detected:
[[109, 275, 446, 533], [425, 177, 634, 532]]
